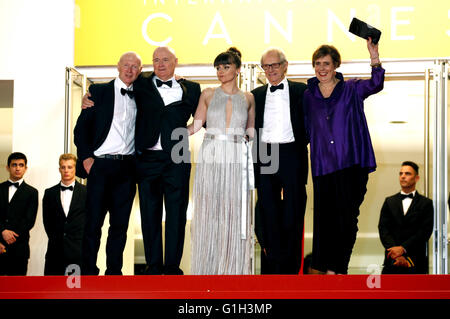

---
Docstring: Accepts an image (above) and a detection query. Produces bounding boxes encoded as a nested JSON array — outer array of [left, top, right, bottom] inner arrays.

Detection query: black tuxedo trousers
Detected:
[[136, 150, 190, 275], [256, 142, 307, 274], [82, 157, 136, 275]]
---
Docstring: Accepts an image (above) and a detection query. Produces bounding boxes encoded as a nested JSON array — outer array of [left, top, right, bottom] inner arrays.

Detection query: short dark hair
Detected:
[[214, 47, 242, 69], [402, 161, 419, 174], [7, 152, 28, 166], [312, 44, 341, 68]]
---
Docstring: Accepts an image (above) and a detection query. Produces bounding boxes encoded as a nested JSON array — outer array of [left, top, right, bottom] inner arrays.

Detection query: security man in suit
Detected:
[[43, 153, 87, 275], [0, 152, 38, 276], [74, 52, 141, 275], [252, 48, 308, 274], [378, 161, 434, 274]]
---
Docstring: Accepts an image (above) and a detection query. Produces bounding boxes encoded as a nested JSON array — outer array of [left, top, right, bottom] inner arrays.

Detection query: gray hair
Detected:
[[260, 47, 287, 65]]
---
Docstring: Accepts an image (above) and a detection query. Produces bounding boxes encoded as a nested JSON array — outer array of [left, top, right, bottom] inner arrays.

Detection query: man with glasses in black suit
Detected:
[[252, 48, 308, 274]]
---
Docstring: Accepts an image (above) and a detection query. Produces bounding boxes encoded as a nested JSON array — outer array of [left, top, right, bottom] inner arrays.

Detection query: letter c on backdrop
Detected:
[[142, 13, 173, 46]]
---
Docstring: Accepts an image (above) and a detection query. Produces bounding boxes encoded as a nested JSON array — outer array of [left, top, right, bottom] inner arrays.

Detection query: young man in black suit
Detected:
[[43, 153, 87, 275], [252, 48, 308, 274], [378, 161, 433, 274], [74, 52, 141, 275], [0, 152, 38, 275], [134, 47, 201, 275]]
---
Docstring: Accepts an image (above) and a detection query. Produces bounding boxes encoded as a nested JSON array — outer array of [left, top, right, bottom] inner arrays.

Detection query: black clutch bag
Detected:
[[349, 17, 381, 44]]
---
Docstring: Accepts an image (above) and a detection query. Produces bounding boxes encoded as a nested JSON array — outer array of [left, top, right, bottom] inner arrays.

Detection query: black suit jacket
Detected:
[[74, 79, 117, 178], [251, 80, 308, 187], [133, 72, 201, 154], [378, 192, 433, 273], [42, 181, 87, 274], [0, 181, 38, 259]]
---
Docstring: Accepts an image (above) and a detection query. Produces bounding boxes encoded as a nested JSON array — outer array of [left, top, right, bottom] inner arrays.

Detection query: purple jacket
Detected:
[[304, 66, 385, 177]]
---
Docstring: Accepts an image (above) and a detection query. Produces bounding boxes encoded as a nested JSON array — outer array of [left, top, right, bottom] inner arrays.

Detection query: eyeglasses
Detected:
[[261, 61, 284, 70]]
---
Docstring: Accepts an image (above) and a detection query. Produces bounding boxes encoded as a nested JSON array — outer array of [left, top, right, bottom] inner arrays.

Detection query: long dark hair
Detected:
[[214, 47, 242, 69]]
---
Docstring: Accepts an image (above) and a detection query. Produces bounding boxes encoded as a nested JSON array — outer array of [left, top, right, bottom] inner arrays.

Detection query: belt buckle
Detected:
[[98, 154, 124, 160]]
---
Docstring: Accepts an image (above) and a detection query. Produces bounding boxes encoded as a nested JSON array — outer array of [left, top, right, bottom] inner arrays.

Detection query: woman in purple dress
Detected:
[[304, 38, 384, 274]]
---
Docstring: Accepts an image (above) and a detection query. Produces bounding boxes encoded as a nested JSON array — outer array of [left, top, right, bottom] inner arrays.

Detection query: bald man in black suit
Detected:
[[74, 52, 141, 275]]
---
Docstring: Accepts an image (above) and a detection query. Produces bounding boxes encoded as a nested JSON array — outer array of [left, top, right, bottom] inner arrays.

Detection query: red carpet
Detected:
[[0, 275, 449, 299]]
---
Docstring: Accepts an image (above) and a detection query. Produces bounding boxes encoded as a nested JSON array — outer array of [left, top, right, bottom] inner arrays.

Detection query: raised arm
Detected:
[[367, 37, 380, 66], [355, 37, 384, 100]]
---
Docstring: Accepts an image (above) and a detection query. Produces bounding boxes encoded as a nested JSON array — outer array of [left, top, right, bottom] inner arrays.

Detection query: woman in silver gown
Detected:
[[188, 47, 255, 275]]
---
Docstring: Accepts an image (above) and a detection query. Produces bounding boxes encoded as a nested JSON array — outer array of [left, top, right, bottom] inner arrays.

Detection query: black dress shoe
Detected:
[[105, 269, 123, 275], [145, 265, 163, 275], [163, 266, 184, 275]]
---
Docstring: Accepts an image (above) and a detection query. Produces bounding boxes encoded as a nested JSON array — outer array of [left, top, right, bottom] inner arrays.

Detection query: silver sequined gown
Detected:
[[191, 87, 253, 275]]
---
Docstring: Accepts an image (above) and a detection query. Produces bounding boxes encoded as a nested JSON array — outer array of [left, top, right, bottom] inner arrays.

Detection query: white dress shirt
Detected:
[[149, 76, 183, 150], [94, 77, 137, 156], [261, 77, 295, 144], [401, 190, 416, 215], [8, 178, 23, 203], [60, 181, 76, 217]]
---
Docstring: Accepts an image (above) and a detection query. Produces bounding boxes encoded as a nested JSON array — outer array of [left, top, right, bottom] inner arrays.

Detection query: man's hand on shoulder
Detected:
[[81, 92, 95, 109]]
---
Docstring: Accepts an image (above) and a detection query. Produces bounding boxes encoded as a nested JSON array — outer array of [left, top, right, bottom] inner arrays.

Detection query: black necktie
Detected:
[[156, 79, 172, 88], [7, 181, 19, 188], [270, 83, 284, 92], [60, 185, 74, 192], [120, 88, 134, 98], [400, 193, 414, 200]]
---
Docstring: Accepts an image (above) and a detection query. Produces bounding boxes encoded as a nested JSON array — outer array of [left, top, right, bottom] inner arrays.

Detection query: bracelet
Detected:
[[371, 62, 382, 68]]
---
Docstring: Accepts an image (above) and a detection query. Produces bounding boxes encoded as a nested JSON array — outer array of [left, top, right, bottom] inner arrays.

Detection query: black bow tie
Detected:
[[400, 193, 414, 200], [60, 185, 74, 192], [120, 88, 134, 98], [156, 79, 172, 88], [270, 83, 284, 92], [7, 181, 19, 188]]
